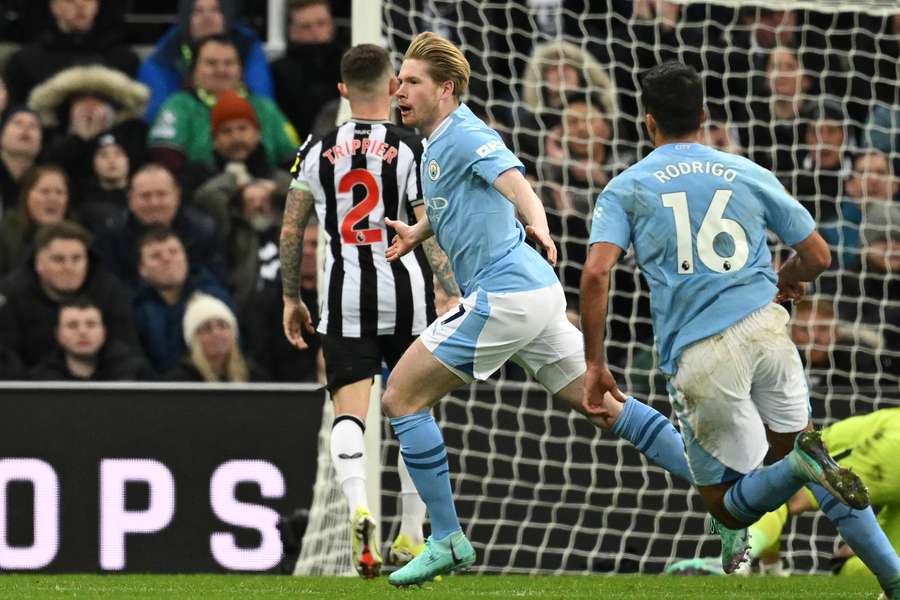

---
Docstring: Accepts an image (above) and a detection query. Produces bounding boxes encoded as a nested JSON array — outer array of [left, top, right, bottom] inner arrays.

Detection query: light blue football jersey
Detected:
[[421, 104, 559, 296], [589, 142, 816, 375]]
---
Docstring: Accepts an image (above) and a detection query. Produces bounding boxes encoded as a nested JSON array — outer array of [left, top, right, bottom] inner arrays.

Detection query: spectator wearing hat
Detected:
[[30, 296, 154, 381], [0, 219, 138, 369], [93, 163, 226, 290], [132, 226, 234, 374], [180, 89, 292, 197], [164, 292, 267, 382], [139, 0, 274, 123], [78, 133, 131, 233], [148, 34, 297, 176], [187, 89, 291, 288], [2, 0, 139, 107], [0, 165, 72, 276], [27, 64, 149, 196], [0, 108, 43, 216]]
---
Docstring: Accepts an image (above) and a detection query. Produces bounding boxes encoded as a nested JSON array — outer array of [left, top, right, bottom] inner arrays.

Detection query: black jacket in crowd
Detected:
[[270, 40, 343, 141], [29, 340, 154, 382], [0, 250, 139, 368], [3, 22, 139, 107], [93, 207, 227, 291]]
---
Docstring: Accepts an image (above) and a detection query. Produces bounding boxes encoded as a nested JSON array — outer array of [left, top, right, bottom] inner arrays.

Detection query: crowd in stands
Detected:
[[0, 0, 896, 389], [0, 0, 333, 383]]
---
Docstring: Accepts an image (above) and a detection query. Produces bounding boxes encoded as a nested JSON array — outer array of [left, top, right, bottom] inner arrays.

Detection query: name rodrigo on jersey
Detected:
[[653, 161, 738, 184]]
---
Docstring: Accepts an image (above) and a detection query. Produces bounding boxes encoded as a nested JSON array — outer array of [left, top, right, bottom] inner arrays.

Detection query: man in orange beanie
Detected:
[[178, 85, 291, 204], [148, 34, 297, 174], [211, 90, 259, 134], [211, 90, 262, 168]]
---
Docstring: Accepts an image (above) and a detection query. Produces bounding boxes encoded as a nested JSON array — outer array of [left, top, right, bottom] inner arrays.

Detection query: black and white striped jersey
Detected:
[[290, 119, 436, 338]]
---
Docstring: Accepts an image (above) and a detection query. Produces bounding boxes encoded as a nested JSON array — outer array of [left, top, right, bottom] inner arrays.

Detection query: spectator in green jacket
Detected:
[[148, 33, 298, 175]]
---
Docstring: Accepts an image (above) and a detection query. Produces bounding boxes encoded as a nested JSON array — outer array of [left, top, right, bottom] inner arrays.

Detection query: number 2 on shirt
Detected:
[[339, 169, 384, 245], [661, 189, 749, 274]]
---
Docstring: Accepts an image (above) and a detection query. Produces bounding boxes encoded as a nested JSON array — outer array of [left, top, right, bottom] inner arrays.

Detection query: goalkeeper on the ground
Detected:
[[749, 408, 900, 576]]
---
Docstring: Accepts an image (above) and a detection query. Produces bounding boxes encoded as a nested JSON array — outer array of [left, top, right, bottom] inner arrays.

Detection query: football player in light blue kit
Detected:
[[583, 62, 899, 597], [381, 32, 694, 586]]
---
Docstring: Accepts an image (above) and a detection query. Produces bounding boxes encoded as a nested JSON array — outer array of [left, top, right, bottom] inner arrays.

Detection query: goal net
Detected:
[[298, 0, 900, 575]]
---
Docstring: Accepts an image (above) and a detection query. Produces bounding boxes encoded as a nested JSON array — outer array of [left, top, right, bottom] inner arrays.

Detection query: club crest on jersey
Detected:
[[428, 160, 441, 180]]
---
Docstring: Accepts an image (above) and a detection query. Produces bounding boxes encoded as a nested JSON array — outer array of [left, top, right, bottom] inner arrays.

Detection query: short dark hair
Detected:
[[138, 226, 182, 254], [34, 220, 91, 252], [561, 91, 607, 115], [288, 0, 331, 12], [191, 33, 241, 72], [640, 62, 704, 137], [58, 296, 102, 318], [340, 44, 393, 92]]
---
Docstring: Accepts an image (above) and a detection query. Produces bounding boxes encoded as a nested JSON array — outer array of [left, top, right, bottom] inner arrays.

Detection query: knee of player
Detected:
[[381, 383, 408, 418]]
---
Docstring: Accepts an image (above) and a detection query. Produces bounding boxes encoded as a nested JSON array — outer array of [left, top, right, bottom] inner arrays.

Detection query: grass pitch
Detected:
[[0, 574, 884, 599]]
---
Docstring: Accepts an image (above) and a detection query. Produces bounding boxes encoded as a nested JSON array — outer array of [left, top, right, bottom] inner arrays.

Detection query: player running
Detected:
[[280, 44, 460, 578], [381, 32, 693, 586], [582, 61, 899, 598]]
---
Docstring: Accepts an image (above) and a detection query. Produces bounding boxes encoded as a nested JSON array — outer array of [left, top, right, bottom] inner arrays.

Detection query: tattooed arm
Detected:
[[423, 237, 461, 298], [413, 205, 460, 299], [280, 186, 317, 348]]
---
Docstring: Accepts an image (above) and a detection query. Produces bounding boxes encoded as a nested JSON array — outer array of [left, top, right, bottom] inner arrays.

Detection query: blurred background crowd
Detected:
[[0, 0, 896, 390]]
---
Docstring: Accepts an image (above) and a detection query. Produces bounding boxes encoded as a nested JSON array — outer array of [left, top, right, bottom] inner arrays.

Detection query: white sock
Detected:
[[331, 415, 368, 517], [397, 454, 426, 544]]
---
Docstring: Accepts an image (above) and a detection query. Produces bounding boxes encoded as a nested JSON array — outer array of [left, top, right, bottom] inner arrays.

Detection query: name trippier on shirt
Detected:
[[322, 138, 399, 165], [653, 160, 738, 184]]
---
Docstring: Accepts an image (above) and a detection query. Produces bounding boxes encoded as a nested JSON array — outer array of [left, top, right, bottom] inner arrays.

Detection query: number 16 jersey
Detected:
[[589, 142, 816, 375], [290, 120, 436, 338]]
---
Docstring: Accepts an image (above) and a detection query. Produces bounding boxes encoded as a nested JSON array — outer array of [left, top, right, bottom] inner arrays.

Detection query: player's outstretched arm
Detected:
[[385, 214, 433, 262], [493, 168, 557, 266], [580, 242, 627, 412], [280, 187, 317, 349], [776, 231, 831, 304], [413, 205, 461, 298]]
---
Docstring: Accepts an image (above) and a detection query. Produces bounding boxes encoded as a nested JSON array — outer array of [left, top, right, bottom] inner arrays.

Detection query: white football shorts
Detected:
[[420, 283, 585, 394], [668, 302, 810, 486]]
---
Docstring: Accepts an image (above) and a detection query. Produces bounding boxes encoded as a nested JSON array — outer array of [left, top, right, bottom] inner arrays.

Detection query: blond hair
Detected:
[[405, 32, 470, 100], [189, 336, 249, 383]]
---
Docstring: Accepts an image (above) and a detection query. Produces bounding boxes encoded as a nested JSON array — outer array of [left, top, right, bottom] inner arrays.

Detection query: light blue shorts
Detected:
[[420, 283, 584, 394]]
